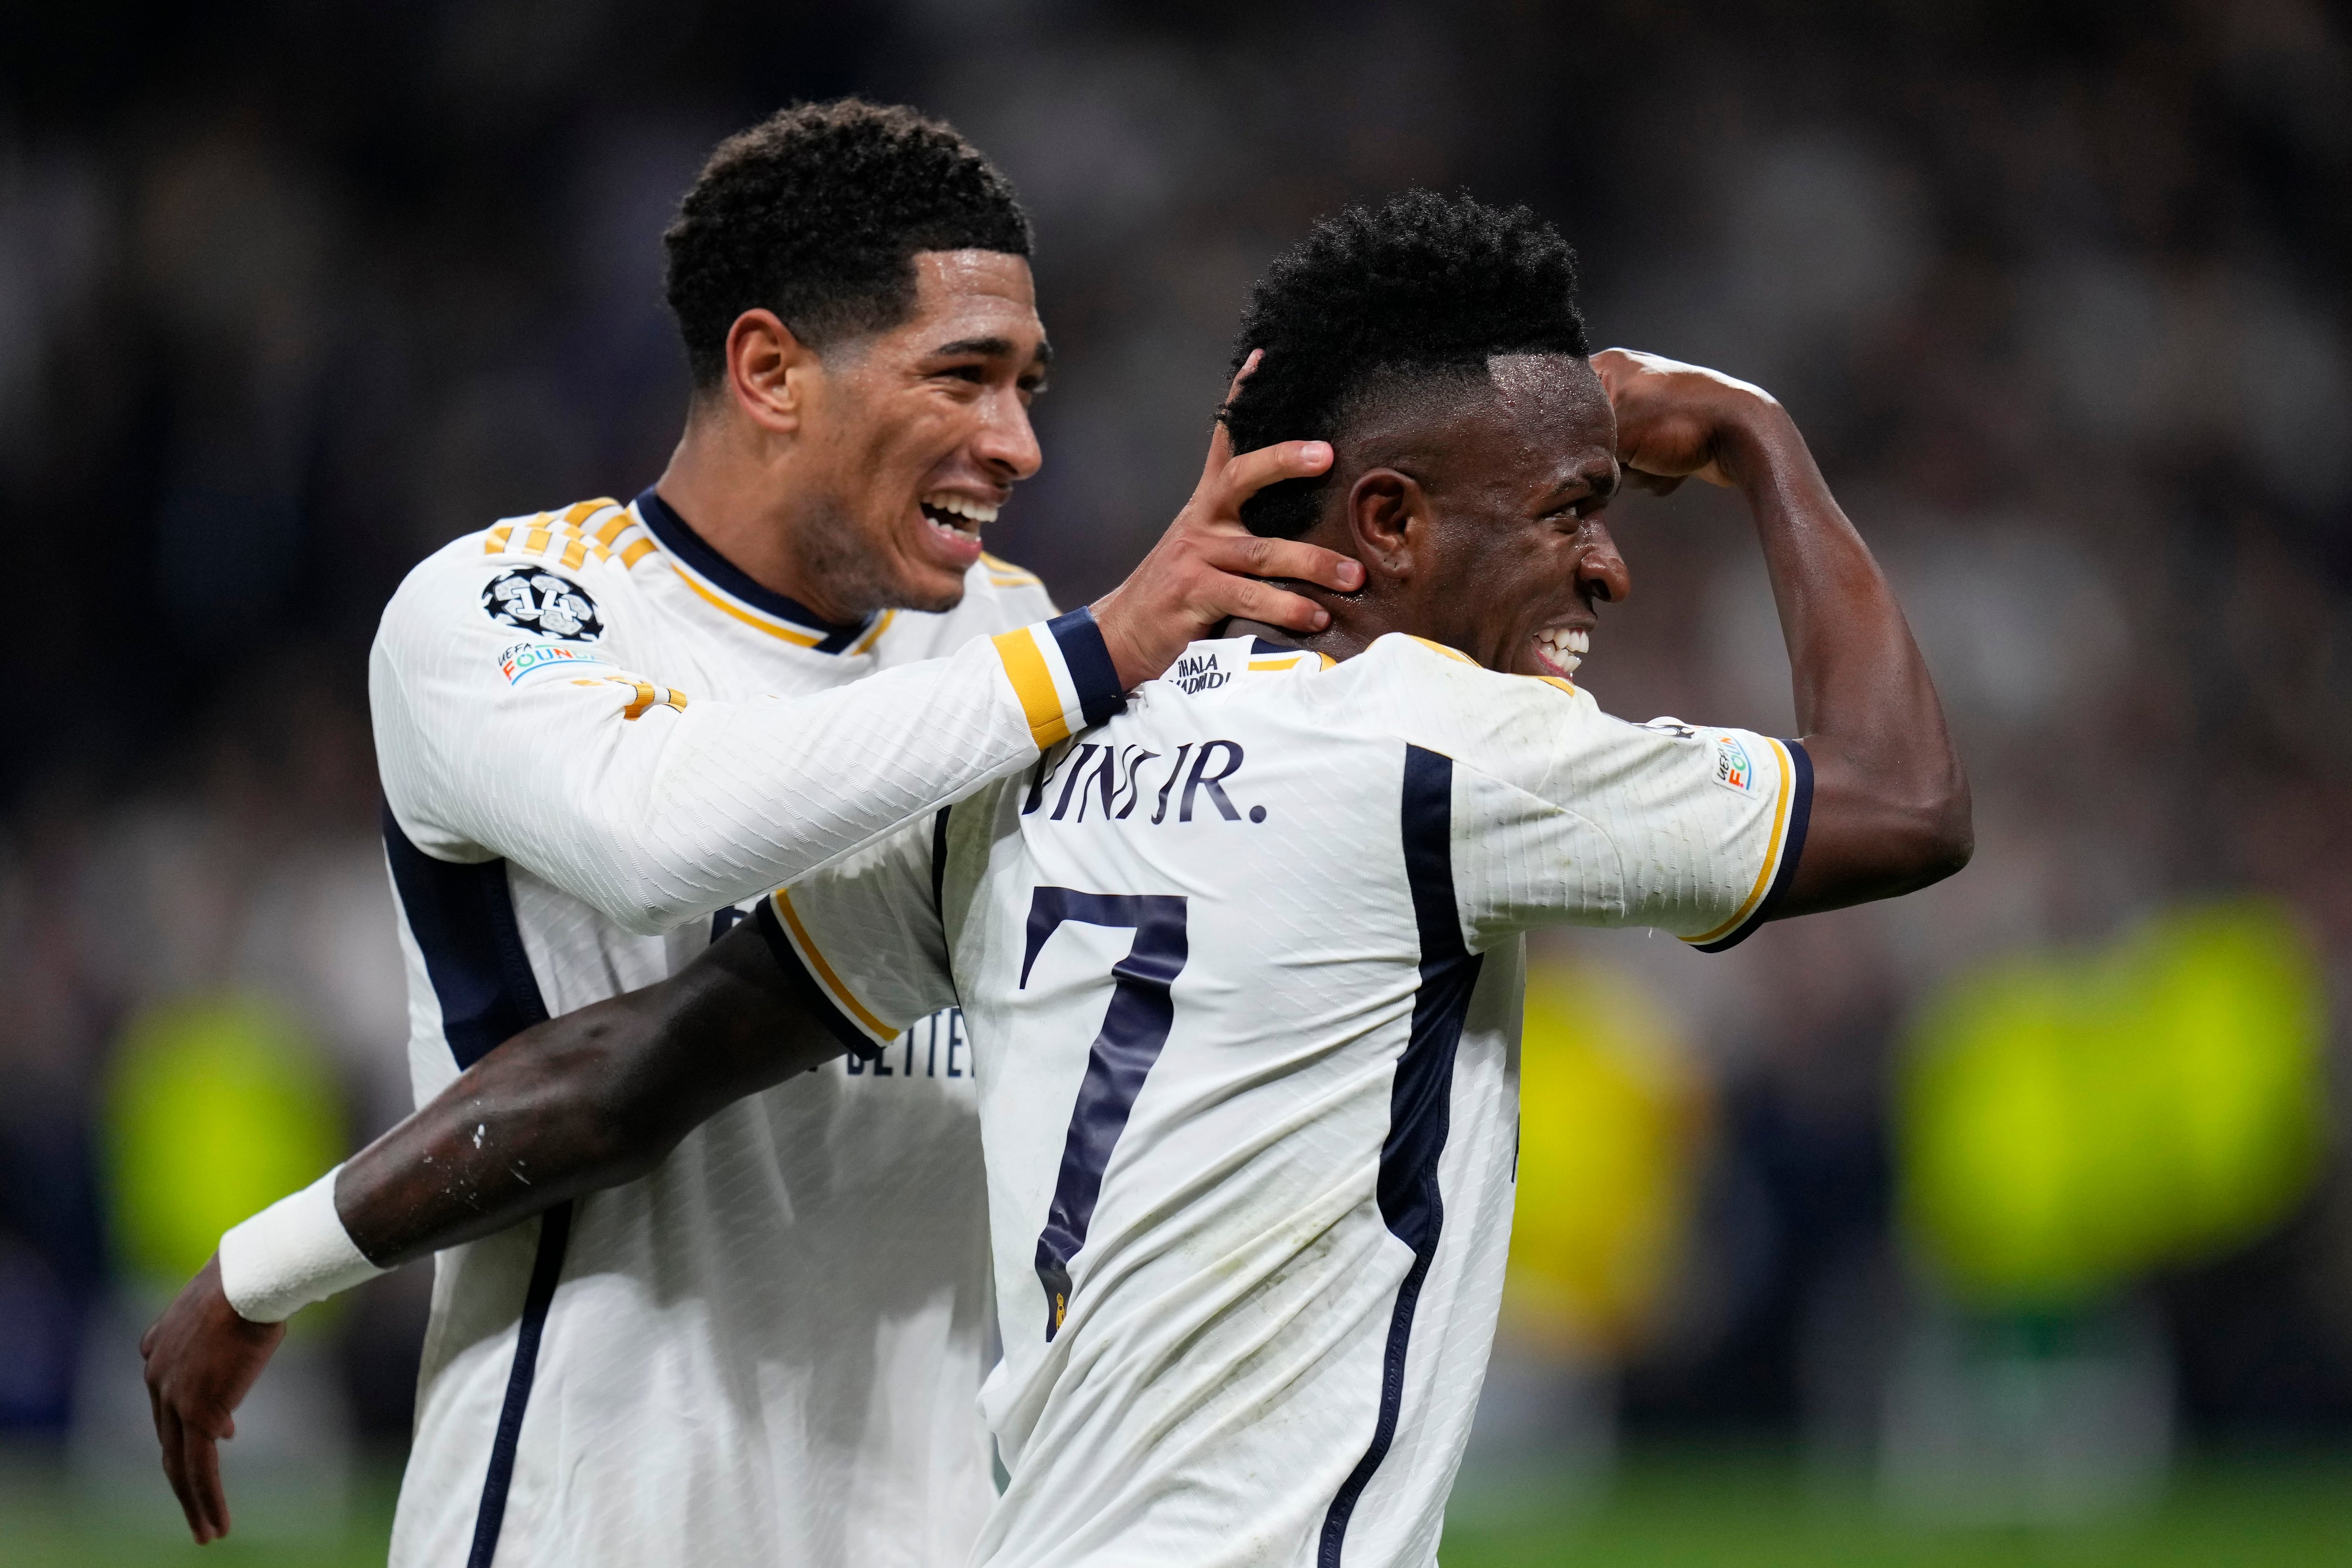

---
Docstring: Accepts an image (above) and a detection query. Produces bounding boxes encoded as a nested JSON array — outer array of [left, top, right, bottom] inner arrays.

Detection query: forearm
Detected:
[[214, 921, 841, 1323], [339, 921, 835, 1265], [1728, 414, 1971, 906], [335, 993, 670, 1267]]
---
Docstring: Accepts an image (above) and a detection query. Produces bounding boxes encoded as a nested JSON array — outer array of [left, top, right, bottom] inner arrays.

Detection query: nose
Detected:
[[974, 385, 1044, 483], [1578, 521, 1631, 605]]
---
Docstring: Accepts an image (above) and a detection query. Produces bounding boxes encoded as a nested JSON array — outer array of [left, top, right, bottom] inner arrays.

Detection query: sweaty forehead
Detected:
[[910, 250, 1040, 332], [1485, 353, 1612, 451]]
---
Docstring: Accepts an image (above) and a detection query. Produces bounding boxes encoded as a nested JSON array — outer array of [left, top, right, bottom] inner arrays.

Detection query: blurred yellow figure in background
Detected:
[[1504, 956, 1711, 1358], [1901, 901, 2326, 1309], [103, 996, 344, 1289], [79, 995, 356, 1534]]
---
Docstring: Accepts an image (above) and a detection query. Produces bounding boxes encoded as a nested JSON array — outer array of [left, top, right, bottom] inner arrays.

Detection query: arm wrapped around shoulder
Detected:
[[372, 545, 1125, 933]]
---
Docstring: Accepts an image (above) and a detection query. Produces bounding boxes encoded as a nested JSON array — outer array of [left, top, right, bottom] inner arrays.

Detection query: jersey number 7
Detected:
[[1020, 887, 1190, 1341]]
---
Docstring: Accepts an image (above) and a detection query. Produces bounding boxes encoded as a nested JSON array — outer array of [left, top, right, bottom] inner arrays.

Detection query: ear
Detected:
[[723, 309, 821, 436], [1346, 469, 1429, 582]]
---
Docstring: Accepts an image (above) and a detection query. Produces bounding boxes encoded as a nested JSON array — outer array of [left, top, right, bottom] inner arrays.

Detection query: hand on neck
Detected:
[[1221, 583, 1388, 666]]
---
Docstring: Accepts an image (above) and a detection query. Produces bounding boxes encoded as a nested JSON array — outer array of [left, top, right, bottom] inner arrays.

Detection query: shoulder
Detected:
[[1333, 632, 1581, 706], [381, 498, 651, 649], [1321, 633, 1608, 758], [872, 551, 1058, 662], [957, 551, 1057, 627]]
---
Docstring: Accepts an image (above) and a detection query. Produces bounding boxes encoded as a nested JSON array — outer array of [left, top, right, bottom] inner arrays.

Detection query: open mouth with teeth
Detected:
[[920, 491, 998, 538], [1531, 626, 1589, 678]]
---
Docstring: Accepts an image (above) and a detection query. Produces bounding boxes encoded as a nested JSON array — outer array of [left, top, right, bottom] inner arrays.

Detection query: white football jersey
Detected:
[[370, 489, 1119, 1568], [766, 632, 1810, 1568]]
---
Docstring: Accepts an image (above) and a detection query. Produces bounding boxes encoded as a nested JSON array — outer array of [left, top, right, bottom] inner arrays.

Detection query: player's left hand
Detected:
[[1591, 347, 1786, 495], [139, 1253, 286, 1544]]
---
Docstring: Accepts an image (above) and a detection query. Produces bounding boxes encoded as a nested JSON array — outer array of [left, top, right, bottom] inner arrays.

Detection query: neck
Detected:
[[1224, 582, 1395, 665], [652, 401, 855, 623]]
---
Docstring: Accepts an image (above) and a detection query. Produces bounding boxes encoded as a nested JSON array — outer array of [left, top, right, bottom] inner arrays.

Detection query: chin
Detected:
[[893, 571, 969, 617]]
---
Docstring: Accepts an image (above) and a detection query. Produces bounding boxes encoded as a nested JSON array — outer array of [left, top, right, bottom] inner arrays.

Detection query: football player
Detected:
[[139, 101, 1355, 1565], [154, 191, 1967, 1566]]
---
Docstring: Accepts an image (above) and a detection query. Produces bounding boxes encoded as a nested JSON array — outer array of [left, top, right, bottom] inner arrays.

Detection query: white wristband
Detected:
[[216, 1164, 388, 1324]]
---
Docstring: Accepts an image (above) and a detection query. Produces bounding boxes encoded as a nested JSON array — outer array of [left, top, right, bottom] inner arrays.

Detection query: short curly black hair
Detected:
[[663, 99, 1033, 387], [1223, 190, 1589, 538]]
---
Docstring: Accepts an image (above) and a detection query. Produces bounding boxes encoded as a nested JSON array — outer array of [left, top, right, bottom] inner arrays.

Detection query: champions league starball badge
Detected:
[[481, 569, 605, 642]]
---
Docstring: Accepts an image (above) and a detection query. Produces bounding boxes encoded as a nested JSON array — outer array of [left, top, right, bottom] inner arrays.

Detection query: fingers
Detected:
[[189, 1424, 230, 1543], [159, 1405, 210, 1543], [1223, 347, 1263, 404], [1589, 347, 1638, 398], [1196, 532, 1362, 593], [1214, 439, 1331, 506], [1621, 470, 1686, 496], [1205, 578, 1332, 634], [1198, 350, 1264, 484]]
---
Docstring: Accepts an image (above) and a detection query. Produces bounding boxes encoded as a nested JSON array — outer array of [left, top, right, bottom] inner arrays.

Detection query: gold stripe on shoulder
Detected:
[[1403, 635, 1475, 665], [620, 538, 657, 568], [981, 550, 1043, 588], [486, 503, 632, 565]]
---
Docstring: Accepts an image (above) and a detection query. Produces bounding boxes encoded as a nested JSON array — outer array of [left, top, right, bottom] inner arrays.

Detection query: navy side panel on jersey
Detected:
[[381, 804, 549, 1070], [1319, 746, 1484, 1566], [380, 805, 566, 1568]]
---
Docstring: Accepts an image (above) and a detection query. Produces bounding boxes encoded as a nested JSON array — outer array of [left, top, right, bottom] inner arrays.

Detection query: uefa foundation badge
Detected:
[[499, 640, 610, 685], [1712, 733, 1755, 794]]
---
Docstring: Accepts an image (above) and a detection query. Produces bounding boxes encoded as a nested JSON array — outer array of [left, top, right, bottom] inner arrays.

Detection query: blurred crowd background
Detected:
[[4, 0, 2350, 1552]]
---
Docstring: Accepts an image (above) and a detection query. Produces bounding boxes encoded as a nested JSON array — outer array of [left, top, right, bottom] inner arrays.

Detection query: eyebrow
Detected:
[[1546, 461, 1619, 504], [930, 335, 1055, 367]]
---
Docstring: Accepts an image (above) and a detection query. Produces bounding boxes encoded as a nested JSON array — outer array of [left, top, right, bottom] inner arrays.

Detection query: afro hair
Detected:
[[1223, 190, 1589, 538], [664, 99, 1033, 387]]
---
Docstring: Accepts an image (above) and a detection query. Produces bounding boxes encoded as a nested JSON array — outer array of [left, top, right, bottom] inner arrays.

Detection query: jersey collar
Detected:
[[634, 486, 882, 654]]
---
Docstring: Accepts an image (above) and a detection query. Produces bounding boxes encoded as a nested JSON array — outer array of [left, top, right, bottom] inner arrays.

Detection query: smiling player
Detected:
[[139, 100, 1356, 1566], [154, 191, 1966, 1566]]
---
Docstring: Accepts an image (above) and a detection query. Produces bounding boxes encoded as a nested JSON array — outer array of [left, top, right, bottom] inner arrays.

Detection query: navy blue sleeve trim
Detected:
[[1047, 606, 1127, 727], [1693, 740, 1815, 954], [749, 898, 883, 1062]]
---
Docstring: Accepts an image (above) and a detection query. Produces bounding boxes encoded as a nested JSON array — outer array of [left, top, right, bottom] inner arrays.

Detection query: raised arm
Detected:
[[140, 912, 821, 1543], [1592, 348, 1971, 912]]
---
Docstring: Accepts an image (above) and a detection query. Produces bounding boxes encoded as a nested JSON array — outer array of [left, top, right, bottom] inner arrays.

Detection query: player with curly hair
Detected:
[[136, 100, 1358, 1568], [155, 187, 1966, 1566]]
